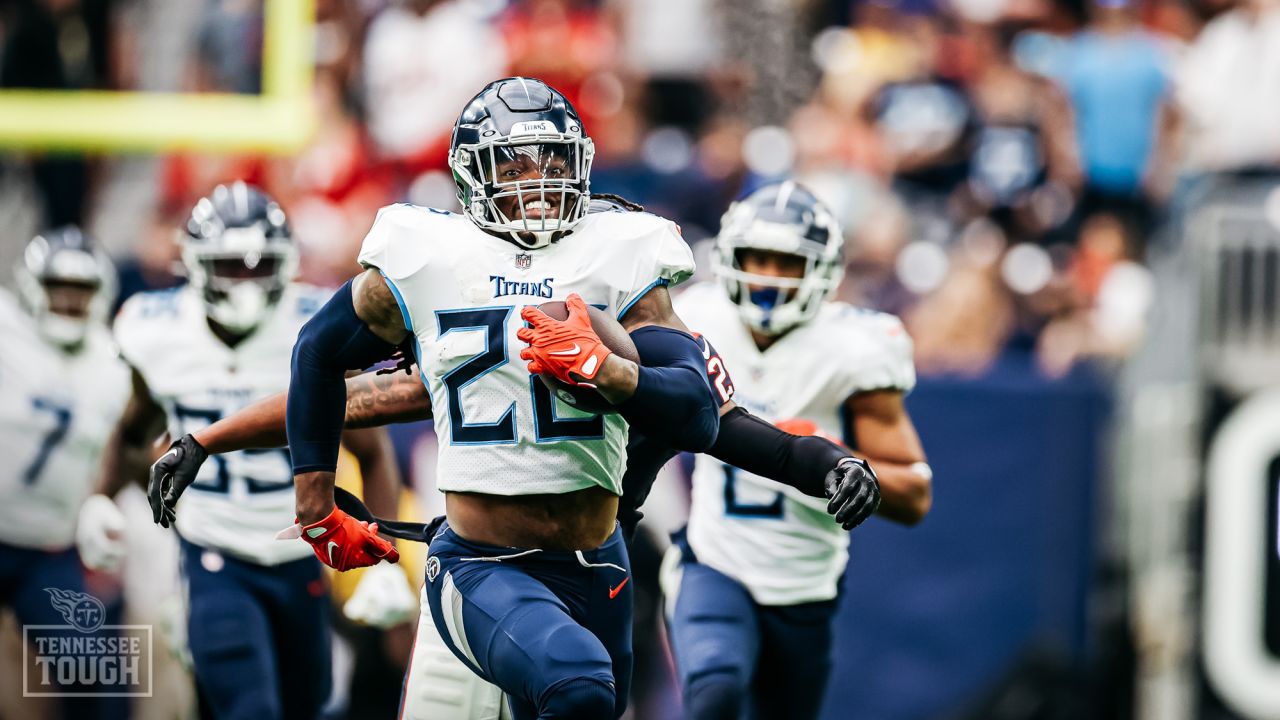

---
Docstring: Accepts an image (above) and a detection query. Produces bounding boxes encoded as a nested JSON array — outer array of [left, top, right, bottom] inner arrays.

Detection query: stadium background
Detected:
[[2, 0, 1280, 717]]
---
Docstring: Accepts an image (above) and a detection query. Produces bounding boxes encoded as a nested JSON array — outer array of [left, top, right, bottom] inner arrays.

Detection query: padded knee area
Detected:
[[686, 670, 747, 720], [540, 677, 616, 719]]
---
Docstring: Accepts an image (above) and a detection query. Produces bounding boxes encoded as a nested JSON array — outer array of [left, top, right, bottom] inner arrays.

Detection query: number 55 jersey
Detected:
[[357, 203, 694, 498], [114, 284, 328, 564], [0, 290, 129, 551], [674, 282, 916, 605]]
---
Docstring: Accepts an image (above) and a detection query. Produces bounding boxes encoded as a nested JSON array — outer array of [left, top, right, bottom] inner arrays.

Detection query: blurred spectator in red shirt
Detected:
[[363, 0, 507, 180], [500, 0, 618, 132]]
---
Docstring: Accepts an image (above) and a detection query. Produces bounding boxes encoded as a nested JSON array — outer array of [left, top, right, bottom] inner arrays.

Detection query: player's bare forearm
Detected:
[[295, 471, 337, 525], [98, 368, 167, 497], [863, 460, 931, 525], [846, 390, 931, 525], [345, 368, 433, 427], [194, 370, 431, 456], [196, 393, 288, 454], [340, 427, 400, 520]]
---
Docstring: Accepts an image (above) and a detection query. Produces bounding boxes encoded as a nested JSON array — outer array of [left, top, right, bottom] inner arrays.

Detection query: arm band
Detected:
[[617, 326, 720, 452], [709, 406, 850, 498], [287, 280, 400, 474]]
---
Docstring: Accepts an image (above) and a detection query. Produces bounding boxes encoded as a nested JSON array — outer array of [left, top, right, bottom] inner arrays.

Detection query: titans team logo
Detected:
[[426, 556, 441, 582], [44, 588, 105, 633]]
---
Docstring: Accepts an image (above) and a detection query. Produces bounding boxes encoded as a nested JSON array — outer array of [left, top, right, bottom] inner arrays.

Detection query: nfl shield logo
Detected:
[[514, 253, 532, 270]]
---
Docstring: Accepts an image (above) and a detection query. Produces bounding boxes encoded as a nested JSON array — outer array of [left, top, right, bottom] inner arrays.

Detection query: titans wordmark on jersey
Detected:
[[114, 284, 327, 565], [674, 282, 916, 605], [0, 290, 130, 551], [357, 203, 694, 497]]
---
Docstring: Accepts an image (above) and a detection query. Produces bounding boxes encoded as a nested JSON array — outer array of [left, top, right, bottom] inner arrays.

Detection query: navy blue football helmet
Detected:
[[449, 77, 595, 249], [16, 225, 115, 350], [182, 182, 297, 333], [713, 181, 844, 335]]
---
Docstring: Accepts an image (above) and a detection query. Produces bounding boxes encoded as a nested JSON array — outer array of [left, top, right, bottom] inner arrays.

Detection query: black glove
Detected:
[[824, 457, 881, 531], [148, 434, 208, 528]]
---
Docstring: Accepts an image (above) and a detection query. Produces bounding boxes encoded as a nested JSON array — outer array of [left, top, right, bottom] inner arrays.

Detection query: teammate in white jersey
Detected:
[[97, 183, 408, 720], [663, 182, 934, 720], [0, 227, 130, 717], [150, 81, 879, 719], [150, 198, 885, 720]]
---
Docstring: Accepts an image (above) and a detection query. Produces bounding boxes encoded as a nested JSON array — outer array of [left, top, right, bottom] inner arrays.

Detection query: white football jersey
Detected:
[[114, 284, 328, 565], [675, 282, 915, 605], [0, 290, 130, 551], [358, 204, 694, 497]]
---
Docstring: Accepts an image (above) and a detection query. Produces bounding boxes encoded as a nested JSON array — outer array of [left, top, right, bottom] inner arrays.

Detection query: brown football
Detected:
[[534, 300, 639, 415]]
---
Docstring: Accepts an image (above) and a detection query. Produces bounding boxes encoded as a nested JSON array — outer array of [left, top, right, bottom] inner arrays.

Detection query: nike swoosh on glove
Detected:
[[343, 561, 418, 628], [76, 494, 127, 572], [283, 505, 400, 571], [517, 293, 613, 387]]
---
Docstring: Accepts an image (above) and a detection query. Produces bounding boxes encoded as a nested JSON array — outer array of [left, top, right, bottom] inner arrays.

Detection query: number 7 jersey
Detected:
[[357, 203, 694, 497]]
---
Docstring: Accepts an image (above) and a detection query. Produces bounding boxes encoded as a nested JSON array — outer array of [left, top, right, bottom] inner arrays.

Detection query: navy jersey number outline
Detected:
[[435, 307, 604, 445], [23, 397, 73, 485], [172, 402, 292, 493], [722, 465, 785, 518]]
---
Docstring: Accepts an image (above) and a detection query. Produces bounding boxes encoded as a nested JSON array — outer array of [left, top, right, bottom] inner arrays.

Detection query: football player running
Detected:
[[0, 227, 128, 717], [97, 183, 408, 720], [141, 78, 876, 720], [151, 198, 887, 720], [663, 181, 933, 720]]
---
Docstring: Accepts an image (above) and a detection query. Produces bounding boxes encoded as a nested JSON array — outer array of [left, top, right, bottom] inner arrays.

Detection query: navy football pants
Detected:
[[424, 521, 634, 720], [0, 542, 125, 719], [666, 545, 839, 720], [180, 539, 330, 720]]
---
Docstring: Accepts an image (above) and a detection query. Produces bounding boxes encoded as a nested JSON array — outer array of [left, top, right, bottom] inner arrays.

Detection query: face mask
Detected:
[[207, 282, 271, 333], [38, 313, 89, 351]]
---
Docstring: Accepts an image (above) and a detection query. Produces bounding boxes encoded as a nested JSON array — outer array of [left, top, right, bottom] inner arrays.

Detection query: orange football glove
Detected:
[[299, 506, 399, 571], [517, 293, 613, 387]]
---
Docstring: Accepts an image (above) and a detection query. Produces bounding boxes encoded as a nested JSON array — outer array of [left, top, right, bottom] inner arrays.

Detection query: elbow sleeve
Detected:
[[287, 280, 400, 474], [617, 326, 720, 452], [709, 407, 850, 498]]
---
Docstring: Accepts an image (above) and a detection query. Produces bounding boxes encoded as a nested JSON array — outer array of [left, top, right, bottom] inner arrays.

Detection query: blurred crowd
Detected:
[[5, 0, 1280, 376]]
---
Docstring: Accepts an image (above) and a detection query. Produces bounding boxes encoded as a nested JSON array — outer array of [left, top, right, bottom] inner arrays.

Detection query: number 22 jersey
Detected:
[[357, 203, 694, 497]]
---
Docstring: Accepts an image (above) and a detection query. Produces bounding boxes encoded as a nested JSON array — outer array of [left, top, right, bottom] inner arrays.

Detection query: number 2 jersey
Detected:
[[0, 290, 130, 551], [674, 282, 916, 605], [114, 284, 327, 565], [357, 203, 694, 497]]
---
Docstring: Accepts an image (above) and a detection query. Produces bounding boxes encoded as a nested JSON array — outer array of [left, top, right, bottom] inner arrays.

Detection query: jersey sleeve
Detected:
[[356, 204, 436, 332], [832, 308, 916, 398], [617, 216, 695, 319], [112, 290, 174, 371]]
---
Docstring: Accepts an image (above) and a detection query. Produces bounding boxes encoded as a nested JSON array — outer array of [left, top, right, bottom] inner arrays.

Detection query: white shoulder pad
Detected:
[[0, 287, 31, 337], [820, 304, 916, 397], [113, 288, 186, 368], [358, 204, 450, 283], [670, 281, 728, 330], [596, 211, 695, 317]]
